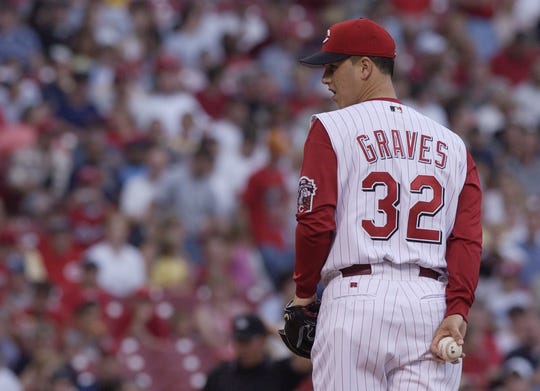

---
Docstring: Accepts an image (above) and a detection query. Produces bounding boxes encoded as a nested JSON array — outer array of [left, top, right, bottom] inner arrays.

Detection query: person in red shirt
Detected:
[[38, 217, 84, 292], [12, 281, 69, 340], [59, 260, 111, 319], [195, 66, 229, 119], [241, 129, 294, 287], [491, 31, 540, 85], [391, 0, 430, 15]]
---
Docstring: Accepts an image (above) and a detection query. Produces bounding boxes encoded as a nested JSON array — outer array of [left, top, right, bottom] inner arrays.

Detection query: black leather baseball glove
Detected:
[[278, 299, 321, 358]]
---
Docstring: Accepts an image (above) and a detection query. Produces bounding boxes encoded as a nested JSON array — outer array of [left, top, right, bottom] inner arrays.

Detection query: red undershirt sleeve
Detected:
[[444, 151, 483, 322], [294, 119, 337, 298]]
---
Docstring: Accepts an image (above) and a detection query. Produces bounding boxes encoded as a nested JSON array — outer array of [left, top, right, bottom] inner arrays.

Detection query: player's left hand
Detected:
[[279, 296, 320, 359], [291, 294, 317, 307], [430, 314, 467, 364]]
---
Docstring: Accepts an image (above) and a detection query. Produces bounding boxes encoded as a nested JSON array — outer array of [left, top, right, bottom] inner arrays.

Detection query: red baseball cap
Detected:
[[300, 18, 396, 66]]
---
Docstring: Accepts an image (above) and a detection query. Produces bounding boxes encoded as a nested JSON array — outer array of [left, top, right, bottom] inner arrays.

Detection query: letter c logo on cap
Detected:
[[323, 29, 330, 44]]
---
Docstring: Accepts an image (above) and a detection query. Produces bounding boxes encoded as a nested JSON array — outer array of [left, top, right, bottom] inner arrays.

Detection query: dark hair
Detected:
[[351, 56, 394, 76], [369, 56, 394, 76]]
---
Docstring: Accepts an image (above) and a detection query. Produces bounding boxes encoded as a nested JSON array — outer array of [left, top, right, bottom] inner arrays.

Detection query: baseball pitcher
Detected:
[[280, 18, 482, 391]]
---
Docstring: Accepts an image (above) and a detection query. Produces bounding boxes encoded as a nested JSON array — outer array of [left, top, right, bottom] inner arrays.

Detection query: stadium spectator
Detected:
[[490, 30, 540, 85], [129, 53, 210, 142], [155, 139, 220, 264], [119, 144, 169, 244], [85, 212, 146, 299], [0, 3, 42, 68], [37, 215, 82, 293], [203, 313, 311, 391], [0, 0, 539, 389], [147, 216, 193, 295], [241, 128, 294, 287]]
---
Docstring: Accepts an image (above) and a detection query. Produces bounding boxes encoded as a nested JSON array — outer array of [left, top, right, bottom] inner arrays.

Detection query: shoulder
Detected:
[[123, 244, 145, 258], [85, 242, 107, 257], [269, 357, 310, 376], [404, 104, 468, 147], [162, 164, 188, 181], [0, 368, 22, 391], [312, 101, 376, 127], [270, 357, 295, 370], [209, 360, 235, 373], [268, 357, 312, 388], [206, 361, 236, 381]]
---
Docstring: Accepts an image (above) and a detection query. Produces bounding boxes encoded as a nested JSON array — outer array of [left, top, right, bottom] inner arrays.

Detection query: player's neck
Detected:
[[358, 78, 397, 104]]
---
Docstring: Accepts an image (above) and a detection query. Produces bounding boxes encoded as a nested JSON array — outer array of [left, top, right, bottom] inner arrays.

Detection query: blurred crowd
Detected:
[[0, 0, 539, 390]]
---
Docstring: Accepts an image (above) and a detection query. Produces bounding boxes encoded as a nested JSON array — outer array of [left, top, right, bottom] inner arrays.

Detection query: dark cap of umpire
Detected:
[[232, 313, 268, 341], [299, 18, 396, 67]]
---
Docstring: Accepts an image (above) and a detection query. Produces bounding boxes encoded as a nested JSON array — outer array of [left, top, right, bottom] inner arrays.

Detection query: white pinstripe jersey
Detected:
[[314, 99, 467, 282]]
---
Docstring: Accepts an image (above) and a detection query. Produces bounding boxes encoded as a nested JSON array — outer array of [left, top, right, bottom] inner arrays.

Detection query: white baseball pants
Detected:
[[312, 262, 462, 390]]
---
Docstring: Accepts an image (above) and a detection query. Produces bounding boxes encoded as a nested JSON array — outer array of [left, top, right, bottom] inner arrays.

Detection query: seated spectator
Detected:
[[129, 53, 210, 142], [490, 31, 539, 85], [121, 288, 171, 348], [155, 140, 220, 264], [48, 366, 78, 391], [489, 356, 536, 390], [193, 275, 249, 360], [503, 307, 540, 375], [480, 259, 534, 329], [241, 129, 294, 287], [0, 3, 42, 68], [513, 58, 540, 128], [148, 217, 193, 295], [42, 64, 102, 129], [85, 212, 146, 299], [37, 216, 83, 292], [67, 167, 114, 249], [59, 259, 110, 319], [17, 319, 65, 391], [0, 354, 22, 391], [12, 281, 68, 334], [462, 302, 504, 389], [203, 313, 311, 391], [119, 144, 170, 244], [62, 300, 109, 356]]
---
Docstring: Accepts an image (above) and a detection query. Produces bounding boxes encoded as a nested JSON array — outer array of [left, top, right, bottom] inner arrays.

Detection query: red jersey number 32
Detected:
[[361, 171, 444, 244]]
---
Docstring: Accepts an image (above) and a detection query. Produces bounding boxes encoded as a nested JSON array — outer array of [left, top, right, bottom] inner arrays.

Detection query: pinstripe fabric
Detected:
[[312, 263, 462, 390], [314, 100, 467, 285], [309, 100, 466, 390]]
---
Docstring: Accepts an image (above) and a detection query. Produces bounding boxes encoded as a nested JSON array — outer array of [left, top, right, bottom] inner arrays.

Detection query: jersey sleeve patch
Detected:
[[297, 176, 317, 214]]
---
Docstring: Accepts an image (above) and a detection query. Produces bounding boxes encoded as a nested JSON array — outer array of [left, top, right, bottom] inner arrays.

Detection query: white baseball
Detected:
[[438, 337, 462, 361]]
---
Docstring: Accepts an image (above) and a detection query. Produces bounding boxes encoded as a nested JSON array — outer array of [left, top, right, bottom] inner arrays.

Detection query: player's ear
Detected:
[[353, 56, 373, 80]]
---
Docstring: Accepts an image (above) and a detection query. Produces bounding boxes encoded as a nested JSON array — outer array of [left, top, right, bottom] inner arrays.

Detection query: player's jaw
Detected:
[[326, 82, 357, 109], [322, 58, 361, 109], [323, 78, 347, 109]]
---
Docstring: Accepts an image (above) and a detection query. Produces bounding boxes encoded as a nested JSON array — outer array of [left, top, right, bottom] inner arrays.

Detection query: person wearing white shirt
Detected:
[[119, 146, 169, 222], [0, 365, 22, 391], [85, 212, 146, 298]]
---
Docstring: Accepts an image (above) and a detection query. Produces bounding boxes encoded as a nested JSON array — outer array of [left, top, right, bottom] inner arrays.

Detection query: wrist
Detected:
[[291, 294, 317, 307]]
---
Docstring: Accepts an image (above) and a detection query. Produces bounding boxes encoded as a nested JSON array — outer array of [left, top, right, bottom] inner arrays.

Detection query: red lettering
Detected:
[[391, 129, 405, 159], [435, 141, 447, 169], [405, 131, 417, 159], [357, 135, 377, 163], [373, 130, 392, 159], [419, 135, 432, 164]]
